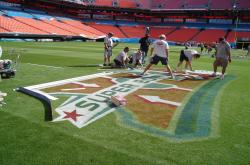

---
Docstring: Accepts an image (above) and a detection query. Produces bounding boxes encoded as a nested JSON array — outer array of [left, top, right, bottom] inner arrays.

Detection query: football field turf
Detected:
[[0, 42, 250, 165]]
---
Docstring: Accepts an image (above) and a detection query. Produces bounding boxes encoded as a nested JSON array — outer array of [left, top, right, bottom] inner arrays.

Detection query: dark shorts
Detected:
[[179, 50, 189, 62], [150, 55, 168, 65], [214, 57, 228, 68], [114, 59, 123, 67]]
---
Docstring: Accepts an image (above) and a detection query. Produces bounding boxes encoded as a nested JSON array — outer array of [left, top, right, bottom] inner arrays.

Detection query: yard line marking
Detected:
[[26, 63, 63, 69]]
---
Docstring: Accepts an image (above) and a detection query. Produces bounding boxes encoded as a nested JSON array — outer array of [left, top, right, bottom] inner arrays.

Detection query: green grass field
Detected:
[[0, 42, 250, 165]]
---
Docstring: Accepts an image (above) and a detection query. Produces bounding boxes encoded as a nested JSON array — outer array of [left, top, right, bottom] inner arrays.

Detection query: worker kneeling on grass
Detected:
[[176, 49, 201, 71], [128, 49, 143, 68], [113, 47, 130, 68]]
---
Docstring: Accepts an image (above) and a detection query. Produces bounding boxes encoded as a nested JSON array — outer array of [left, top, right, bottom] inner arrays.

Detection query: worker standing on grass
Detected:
[[140, 34, 174, 79], [103, 32, 118, 66], [211, 37, 231, 80], [139, 34, 151, 64]]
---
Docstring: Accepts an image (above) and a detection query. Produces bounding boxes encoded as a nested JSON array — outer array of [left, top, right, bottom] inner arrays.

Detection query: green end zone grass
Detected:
[[0, 42, 250, 165]]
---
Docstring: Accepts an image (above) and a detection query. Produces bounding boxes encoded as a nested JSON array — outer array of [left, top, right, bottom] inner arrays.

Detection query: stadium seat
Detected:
[[119, 0, 136, 8], [192, 29, 227, 43], [0, 26, 9, 33], [89, 23, 126, 38], [150, 26, 176, 39], [14, 17, 74, 35], [94, 0, 113, 7], [0, 16, 48, 34], [166, 28, 200, 42], [62, 20, 105, 37], [119, 25, 145, 38], [227, 30, 250, 42]]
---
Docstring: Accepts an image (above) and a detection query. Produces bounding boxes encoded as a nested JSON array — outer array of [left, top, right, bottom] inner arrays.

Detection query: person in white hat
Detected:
[[176, 48, 201, 71], [140, 34, 174, 78]]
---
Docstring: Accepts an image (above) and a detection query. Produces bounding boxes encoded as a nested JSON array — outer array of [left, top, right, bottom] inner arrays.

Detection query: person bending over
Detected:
[[114, 47, 130, 68], [176, 49, 200, 71]]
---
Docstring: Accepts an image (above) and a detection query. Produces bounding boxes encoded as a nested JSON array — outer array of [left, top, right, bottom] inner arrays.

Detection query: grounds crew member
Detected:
[[129, 49, 143, 68], [103, 32, 118, 66], [114, 47, 130, 68], [176, 49, 201, 71], [140, 34, 174, 79], [211, 37, 231, 80], [139, 34, 150, 64]]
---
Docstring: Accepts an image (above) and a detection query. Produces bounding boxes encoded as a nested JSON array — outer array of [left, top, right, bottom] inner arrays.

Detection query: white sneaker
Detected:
[[220, 74, 225, 80]]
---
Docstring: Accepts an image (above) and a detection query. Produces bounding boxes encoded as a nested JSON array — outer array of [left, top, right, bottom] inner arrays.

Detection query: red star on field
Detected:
[[63, 110, 83, 122]]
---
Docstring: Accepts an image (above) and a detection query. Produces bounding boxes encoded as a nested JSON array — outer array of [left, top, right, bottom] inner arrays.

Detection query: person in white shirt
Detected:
[[114, 47, 130, 68], [212, 37, 231, 80], [176, 48, 200, 71], [129, 49, 143, 68], [140, 34, 174, 78], [103, 32, 118, 66]]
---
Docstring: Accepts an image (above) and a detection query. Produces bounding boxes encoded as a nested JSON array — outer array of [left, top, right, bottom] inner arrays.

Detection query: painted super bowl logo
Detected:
[[19, 70, 234, 141]]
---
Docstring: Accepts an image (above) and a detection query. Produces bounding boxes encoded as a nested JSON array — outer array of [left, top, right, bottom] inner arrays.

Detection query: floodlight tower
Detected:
[[233, 2, 239, 46]]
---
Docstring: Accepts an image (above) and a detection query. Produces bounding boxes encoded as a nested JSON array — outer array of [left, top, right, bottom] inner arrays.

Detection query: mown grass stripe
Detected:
[[175, 76, 235, 137]]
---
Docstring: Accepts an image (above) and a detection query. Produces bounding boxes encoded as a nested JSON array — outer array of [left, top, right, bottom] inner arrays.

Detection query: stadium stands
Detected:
[[192, 29, 227, 43], [94, 0, 113, 7], [0, 16, 48, 34], [14, 17, 74, 35], [89, 23, 126, 38], [119, 25, 145, 38], [166, 28, 200, 42], [185, 0, 209, 9], [0, 0, 249, 44], [237, 0, 250, 9], [62, 20, 105, 37], [119, 0, 136, 8], [210, 0, 233, 9], [227, 30, 250, 42], [0, 26, 9, 33], [150, 26, 177, 38], [13, 17, 104, 38]]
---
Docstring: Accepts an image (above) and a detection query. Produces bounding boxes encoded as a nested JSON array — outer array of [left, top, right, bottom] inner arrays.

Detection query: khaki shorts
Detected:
[[104, 48, 112, 57], [214, 57, 228, 67]]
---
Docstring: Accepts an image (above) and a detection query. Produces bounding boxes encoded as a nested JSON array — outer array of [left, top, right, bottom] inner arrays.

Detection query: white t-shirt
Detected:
[[152, 39, 169, 58], [115, 51, 128, 62], [132, 52, 142, 64], [104, 36, 113, 48], [183, 49, 199, 62]]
